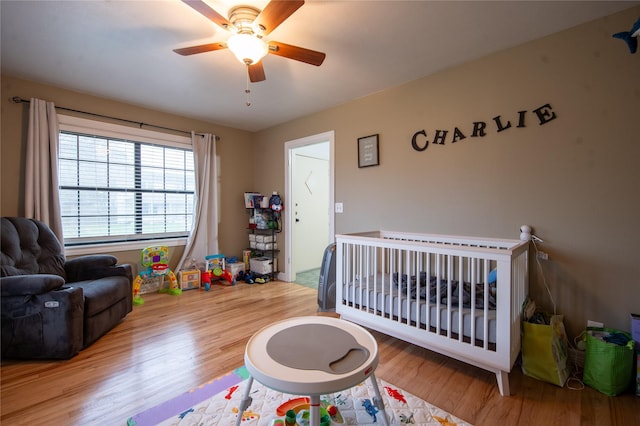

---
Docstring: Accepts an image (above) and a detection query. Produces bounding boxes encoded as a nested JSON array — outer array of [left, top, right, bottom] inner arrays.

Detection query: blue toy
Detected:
[[613, 16, 640, 54], [488, 268, 497, 284]]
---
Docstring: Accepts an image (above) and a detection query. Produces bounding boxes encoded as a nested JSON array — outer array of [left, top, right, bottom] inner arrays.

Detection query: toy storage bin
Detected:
[[250, 257, 277, 275], [225, 262, 245, 278], [256, 242, 278, 251], [255, 234, 274, 243]]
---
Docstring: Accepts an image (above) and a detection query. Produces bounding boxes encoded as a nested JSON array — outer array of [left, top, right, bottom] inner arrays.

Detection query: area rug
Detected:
[[294, 268, 321, 290], [127, 366, 471, 425]]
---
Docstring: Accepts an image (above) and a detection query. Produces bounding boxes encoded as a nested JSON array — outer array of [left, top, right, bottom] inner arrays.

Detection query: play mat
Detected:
[[127, 366, 471, 425]]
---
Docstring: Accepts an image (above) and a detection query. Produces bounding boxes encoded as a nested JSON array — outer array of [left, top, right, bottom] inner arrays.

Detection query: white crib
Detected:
[[335, 230, 529, 396]]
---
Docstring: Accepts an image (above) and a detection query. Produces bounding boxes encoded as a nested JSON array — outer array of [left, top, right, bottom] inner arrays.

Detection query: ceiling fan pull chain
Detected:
[[245, 68, 252, 107]]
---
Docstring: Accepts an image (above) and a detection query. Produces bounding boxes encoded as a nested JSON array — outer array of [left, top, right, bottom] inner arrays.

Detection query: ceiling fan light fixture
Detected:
[[228, 33, 268, 65]]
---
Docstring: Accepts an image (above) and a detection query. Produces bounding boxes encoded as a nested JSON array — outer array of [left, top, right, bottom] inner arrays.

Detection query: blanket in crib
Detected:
[[392, 272, 497, 310]]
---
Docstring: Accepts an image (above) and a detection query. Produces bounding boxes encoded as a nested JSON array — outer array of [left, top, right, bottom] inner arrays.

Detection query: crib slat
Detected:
[[471, 257, 477, 346], [416, 252, 422, 328], [405, 249, 409, 325], [446, 254, 452, 339], [483, 258, 490, 350], [364, 244, 370, 312], [435, 253, 442, 334], [428, 255, 432, 329], [351, 243, 356, 309], [458, 255, 463, 343]]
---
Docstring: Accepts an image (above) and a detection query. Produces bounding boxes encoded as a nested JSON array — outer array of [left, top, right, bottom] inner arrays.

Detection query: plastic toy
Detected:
[[276, 398, 310, 416], [205, 254, 225, 276], [205, 253, 235, 286], [613, 16, 640, 54], [296, 409, 310, 426], [269, 191, 283, 212], [201, 270, 212, 291], [132, 270, 149, 305], [284, 410, 296, 426], [220, 269, 235, 285], [276, 399, 337, 426], [132, 245, 181, 305], [179, 269, 201, 291]]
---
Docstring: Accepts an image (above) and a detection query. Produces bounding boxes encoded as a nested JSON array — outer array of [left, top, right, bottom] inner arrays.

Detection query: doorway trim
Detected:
[[283, 130, 335, 283]]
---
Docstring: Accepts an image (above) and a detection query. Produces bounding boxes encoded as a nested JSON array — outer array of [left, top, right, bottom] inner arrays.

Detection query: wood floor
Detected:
[[1, 281, 638, 425]]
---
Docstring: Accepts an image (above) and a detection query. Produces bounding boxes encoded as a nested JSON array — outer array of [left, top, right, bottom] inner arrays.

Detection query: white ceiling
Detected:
[[2, 1, 637, 132]]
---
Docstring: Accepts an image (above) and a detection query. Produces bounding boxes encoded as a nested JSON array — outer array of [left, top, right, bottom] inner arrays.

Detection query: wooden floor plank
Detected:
[[1, 281, 638, 425]]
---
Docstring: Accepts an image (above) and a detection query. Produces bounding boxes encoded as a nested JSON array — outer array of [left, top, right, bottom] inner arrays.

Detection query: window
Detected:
[[58, 115, 194, 247]]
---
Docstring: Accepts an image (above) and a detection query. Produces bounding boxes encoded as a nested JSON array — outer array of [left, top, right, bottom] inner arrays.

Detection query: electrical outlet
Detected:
[[537, 251, 548, 260], [335, 202, 344, 213]]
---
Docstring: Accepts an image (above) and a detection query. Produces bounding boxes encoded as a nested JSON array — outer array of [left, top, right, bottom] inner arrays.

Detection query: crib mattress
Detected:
[[342, 280, 497, 344]]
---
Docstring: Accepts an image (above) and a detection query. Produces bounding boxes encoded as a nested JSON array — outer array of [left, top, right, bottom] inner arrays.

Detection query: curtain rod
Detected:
[[10, 96, 219, 141]]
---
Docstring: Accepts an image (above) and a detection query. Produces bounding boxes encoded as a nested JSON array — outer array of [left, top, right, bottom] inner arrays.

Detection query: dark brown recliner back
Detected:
[[1, 217, 66, 278]]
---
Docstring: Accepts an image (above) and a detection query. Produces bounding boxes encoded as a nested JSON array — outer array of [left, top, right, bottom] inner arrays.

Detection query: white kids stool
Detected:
[[234, 316, 388, 426]]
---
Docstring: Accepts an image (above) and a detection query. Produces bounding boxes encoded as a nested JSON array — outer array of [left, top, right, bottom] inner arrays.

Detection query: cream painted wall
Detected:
[[253, 7, 640, 339], [1, 76, 255, 275]]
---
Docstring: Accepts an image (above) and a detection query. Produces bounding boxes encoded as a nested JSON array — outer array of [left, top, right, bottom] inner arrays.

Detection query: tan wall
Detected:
[[1, 76, 255, 274], [254, 6, 640, 339]]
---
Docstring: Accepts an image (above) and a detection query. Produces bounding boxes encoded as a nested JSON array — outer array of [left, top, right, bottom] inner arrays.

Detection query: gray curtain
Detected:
[[176, 132, 219, 271], [24, 98, 63, 242]]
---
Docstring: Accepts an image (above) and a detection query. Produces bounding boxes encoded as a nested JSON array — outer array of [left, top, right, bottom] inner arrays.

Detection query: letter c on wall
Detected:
[[411, 130, 428, 152]]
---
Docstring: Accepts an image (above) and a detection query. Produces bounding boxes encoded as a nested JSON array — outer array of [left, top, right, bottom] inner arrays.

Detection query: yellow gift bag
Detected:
[[521, 312, 570, 387]]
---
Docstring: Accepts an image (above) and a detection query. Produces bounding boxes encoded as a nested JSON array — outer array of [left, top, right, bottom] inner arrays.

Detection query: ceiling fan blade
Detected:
[[268, 41, 326, 66], [173, 42, 227, 56], [254, 0, 304, 36], [248, 62, 266, 82], [181, 0, 234, 30]]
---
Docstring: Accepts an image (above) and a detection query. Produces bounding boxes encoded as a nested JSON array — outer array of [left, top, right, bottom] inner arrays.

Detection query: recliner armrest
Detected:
[[0, 274, 65, 297], [65, 255, 133, 283]]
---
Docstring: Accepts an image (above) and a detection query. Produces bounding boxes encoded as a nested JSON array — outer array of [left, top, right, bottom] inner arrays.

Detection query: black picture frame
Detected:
[[357, 134, 379, 168]]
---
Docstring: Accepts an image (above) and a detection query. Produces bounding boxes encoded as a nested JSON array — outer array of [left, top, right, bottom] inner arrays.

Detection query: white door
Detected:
[[292, 153, 329, 272], [284, 131, 335, 283]]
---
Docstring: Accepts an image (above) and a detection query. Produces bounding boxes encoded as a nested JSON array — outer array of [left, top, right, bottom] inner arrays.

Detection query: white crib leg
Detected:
[[496, 370, 510, 396]]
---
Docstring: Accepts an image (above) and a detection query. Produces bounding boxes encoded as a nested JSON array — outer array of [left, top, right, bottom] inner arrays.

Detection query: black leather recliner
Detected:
[[1, 217, 133, 359]]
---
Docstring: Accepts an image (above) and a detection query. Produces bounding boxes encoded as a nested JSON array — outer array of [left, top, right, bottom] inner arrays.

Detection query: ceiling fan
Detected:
[[174, 0, 326, 83]]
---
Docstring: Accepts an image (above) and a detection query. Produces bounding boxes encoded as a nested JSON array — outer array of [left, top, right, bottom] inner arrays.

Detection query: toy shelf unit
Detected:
[[248, 228, 279, 279], [247, 210, 280, 280], [244, 192, 282, 280]]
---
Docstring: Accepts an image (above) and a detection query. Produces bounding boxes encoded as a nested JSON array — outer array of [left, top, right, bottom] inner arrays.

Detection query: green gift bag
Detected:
[[521, 314, 570, 387], [583, 327, 634, 396]]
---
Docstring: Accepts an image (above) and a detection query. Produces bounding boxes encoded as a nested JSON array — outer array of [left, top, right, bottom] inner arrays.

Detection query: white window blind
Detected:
[[58, 115, 195, 246]]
